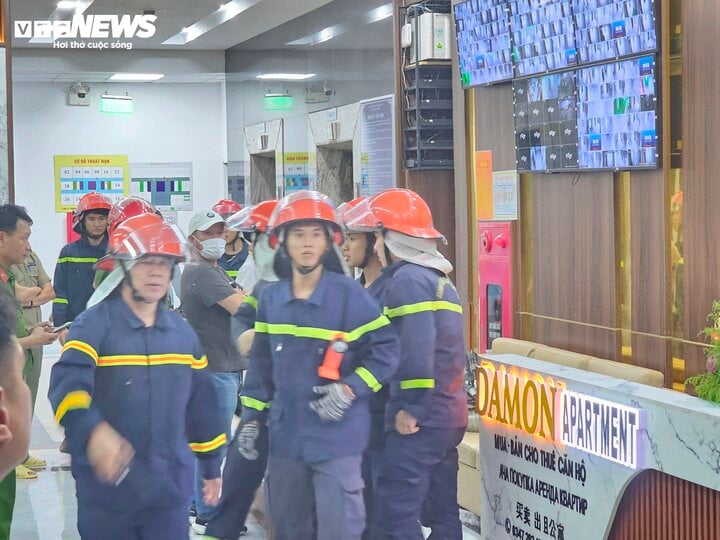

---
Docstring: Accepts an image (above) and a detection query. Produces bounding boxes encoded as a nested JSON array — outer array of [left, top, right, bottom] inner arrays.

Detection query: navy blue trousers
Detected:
[[205, 425, 269, 539], [374, 427, 465, 540], [77, 504, 187, 539]]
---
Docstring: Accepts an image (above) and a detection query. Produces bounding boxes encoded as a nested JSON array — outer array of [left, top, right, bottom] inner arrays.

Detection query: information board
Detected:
[[129, 162, 193, 210], [54, 155, 129, 212], [359, 95, 396, 197], [283, 153, 310, 193]]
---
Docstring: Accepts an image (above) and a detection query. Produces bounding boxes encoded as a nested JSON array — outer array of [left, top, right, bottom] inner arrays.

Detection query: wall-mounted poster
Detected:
[[283, 153, 310, 193], [54, 154, 129, 212], [359, 95, 396, 197], [130, 162, 193, 210]]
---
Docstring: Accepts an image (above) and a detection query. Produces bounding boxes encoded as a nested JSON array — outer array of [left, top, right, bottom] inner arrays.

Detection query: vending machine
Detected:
[[478, 221, 513, 352]]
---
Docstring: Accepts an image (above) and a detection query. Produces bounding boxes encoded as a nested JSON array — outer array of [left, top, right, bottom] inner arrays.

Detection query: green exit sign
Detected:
[[264, 94, 294, 111], [100, 95, 133, 115]]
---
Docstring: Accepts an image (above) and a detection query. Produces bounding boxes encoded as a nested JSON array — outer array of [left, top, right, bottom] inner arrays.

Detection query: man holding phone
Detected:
[[11, 250, 56, 479], [0, 205, 57, 539]]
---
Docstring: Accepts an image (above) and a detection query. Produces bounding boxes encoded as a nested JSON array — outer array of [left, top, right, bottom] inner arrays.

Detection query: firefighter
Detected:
[[203, 199, 279, 540], [236, 190, 400, 540], [338, 197, 392, 540], [344, 188, 468, 540], [212, 199, 255, 290], [52, 192, 112, 334], [92, 196, 157, 289], [48, 214, 227, 538]]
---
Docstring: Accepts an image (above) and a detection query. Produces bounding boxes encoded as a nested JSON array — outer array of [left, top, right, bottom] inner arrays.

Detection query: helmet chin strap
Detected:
[[294, 255, 326, 275], [120, 261, 154, 305]]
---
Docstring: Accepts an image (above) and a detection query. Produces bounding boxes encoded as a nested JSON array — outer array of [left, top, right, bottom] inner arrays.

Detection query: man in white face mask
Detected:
[[181, 210, 247, 532]]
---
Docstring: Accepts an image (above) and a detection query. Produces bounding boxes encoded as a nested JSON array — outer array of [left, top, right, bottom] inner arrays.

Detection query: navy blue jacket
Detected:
[[382, 262, 468, 430], [230, 279, 271, 344], [52, 236, 108, 325], [218, 240, 250, 280], [48, 294, 227, 511], [240, 269, 400, 462], [363, 271, 394, 450]]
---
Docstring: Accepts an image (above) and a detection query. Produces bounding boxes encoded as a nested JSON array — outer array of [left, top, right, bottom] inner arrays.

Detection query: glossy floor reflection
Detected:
[[13, 352, 481, 539]]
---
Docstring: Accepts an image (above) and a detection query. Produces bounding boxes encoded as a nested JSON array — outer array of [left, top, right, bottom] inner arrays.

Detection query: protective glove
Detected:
[[309, 383, 355, 422], [236, 421, 260, 460]]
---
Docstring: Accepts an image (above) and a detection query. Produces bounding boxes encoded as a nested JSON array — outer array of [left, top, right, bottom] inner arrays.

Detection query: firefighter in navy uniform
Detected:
[[52, 192, 112, 330], [236, 191, 400, 540], [338, 196, 393, 540], [203, 199, 279, 540], [344, 188, 468, 540], [213, 199, 254, 289], [48, 214, 227, 539]]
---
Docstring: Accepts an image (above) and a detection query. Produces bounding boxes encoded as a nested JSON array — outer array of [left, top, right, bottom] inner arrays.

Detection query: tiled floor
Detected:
[[12, 352, 482, 539]]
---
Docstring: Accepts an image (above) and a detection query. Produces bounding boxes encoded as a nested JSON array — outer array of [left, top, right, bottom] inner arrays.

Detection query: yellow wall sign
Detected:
[[54, 155, 129, 212]]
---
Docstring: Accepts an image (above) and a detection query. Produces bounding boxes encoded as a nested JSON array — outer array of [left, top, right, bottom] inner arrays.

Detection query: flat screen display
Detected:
[[574, 0, 657, 65], [576, 55, 658, 169], [510, 0, 577, 77], [454, 0, 513, 87], [514, 71, 578, 171]]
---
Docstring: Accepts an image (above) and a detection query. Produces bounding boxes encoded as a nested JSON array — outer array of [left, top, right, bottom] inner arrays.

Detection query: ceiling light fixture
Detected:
[[163, 0, 262, 46], [110, 73, 165, 82], [286, 2, 393, 47], [257, 73, 316, 81]]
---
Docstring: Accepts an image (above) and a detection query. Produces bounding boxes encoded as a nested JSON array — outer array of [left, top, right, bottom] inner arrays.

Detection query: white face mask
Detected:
[[195, 237, 226, 261]]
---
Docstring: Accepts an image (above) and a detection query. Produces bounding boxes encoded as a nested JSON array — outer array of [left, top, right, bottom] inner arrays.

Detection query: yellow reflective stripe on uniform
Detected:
[[53, 298, 69, 304], [400, 379, 435, 390], [255, 315, 390, 343], [192, 355, 208, 369], [346, 315, 391, 342], [93, 353, 205, 368], [189, 433, 227, 453], [355, 367, 382, 393], [227, 270, 239, 277], [384, 301, 463, 319], [240, 396, 271, 411], [62, 340, 99, 364], [55, 390, 92, 423], [57, 257, 99, 264], [244, 295, 258, 310]]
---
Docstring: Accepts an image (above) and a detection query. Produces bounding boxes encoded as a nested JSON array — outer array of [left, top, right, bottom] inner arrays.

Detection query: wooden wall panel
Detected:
[[529, 315, 618, 361], [609, 470, 720, 539], [532, 172, 616, 327], [473, 84, 515, 169], [683, 0, 720, 371], [629, 169, 667, 337], [629, 169, 669, 382], [631, 334, 669, 382], [401, 171, 456, 277]]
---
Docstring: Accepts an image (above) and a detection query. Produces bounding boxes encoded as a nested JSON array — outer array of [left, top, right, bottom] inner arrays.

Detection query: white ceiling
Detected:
[[9, 0, 395, 84], [9, 0, 336, 50]]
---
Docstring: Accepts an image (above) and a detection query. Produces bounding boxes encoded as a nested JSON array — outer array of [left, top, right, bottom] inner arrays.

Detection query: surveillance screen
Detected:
[[514, 71, 578, 171], [509, 0, 577, 77], [576, 55, 658, 169], [573, 0, 657, 65], [454, 0, 513, 87]]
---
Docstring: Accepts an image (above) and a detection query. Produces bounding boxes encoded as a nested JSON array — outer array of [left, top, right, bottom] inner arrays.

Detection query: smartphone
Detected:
[[51, 321, 72, 334]]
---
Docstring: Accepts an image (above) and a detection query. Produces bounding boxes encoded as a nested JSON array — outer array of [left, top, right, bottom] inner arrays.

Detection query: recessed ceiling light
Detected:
[[57, 0, 82, 9], [110, 73, 165, 82], [256, 73, 316, 81], [287, 3, 392, 46]]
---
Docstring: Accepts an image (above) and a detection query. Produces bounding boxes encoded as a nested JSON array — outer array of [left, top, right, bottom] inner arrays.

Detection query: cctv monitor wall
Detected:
[[574, 0, 657, 65], [514, 71, 578, 171], [576, 55, 658, 169], [454, 0, 513, 87], [510, 0, 577, 77]]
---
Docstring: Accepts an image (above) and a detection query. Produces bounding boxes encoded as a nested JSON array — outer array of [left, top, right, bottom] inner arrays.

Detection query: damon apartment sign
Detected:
[[14, 15, 157, 50]]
